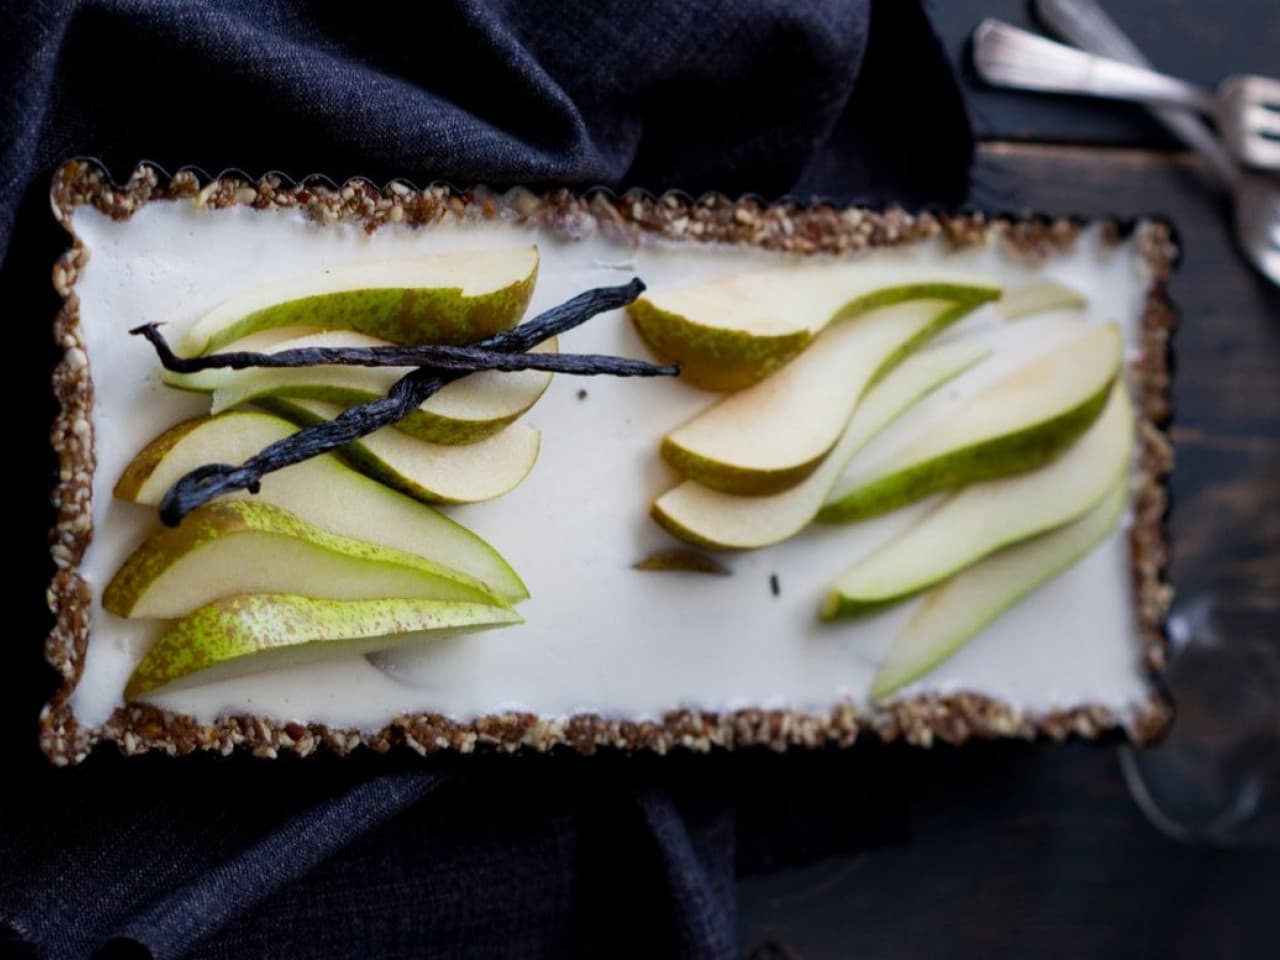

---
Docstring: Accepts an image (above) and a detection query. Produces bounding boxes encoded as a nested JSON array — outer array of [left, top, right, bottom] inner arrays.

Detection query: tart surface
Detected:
[[44, 161, 1174, 763]]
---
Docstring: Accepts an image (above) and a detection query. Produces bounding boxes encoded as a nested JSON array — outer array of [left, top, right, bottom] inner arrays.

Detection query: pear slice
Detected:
[[661, 298, 984, 495], [200, 330, 555, 445], [819, 322, 1122, 523], [653, 339, 990, 549], [125, 595, 521, 700], [114, 412, 527, 600], [999, 280, 1088, 321], [103, 500, 505, 619], [182, 246, 539, 355], [629, 267, 1000, 391], [259, 398, 539, 504], [823, 380, 1133, 619], [869, 476, 1128, 700]]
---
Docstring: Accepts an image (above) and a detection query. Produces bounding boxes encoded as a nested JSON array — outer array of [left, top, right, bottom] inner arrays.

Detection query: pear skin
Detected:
[[823, 381, 1133, 618], [194, 331, 556, 445], [869, 477, 1128, 699], [659, 298, 986, 495], [114, 411, 528, 600], [183, 247, 539, 354], [259, 399, 540, 504], [652, 339, 990, 550], [631, 272, 1000, 392], [125, 594, 521, 699], [819, 323, 1122, 524], [104, 500, 506, 619]]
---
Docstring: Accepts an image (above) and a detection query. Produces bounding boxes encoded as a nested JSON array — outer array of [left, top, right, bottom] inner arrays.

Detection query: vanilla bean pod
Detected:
[[131, 323, 673, 378], [158, 279, 650, 525]]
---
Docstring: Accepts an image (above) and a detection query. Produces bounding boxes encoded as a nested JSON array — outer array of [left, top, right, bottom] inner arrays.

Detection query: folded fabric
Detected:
[[0, 0, 970, 261], [0, 1, 967, 957]]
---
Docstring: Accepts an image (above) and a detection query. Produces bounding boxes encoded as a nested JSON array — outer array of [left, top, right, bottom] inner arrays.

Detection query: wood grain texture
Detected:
[[740, 140, 1280, 958]]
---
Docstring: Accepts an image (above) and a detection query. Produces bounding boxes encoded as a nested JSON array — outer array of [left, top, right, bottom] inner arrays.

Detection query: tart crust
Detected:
[[42, 159, 1176, 764]]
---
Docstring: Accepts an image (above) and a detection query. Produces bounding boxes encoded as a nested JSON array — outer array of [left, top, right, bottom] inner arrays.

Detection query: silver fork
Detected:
[[973, 19, 1280, 171], [977, 3, 1280, 287], [1217, 76, 1280, 172]]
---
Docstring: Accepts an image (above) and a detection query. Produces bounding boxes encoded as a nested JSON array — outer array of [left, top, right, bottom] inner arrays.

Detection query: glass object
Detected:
[[1121, 593, 1280, 846]]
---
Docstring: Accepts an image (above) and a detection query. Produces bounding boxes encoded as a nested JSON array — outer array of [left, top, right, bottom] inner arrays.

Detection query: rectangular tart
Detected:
[[43, 160, 1175, 764]]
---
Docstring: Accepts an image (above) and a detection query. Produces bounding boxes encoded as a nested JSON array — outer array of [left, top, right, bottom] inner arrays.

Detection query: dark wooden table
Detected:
[[3, 4, 1276, 957], [738, 3, 1280, 957]]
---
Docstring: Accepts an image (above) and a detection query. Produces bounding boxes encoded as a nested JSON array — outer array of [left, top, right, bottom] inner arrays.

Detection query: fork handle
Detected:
[[1034, 0, 1151, 65], [1032, 0, 1238, 187], [973, 20, 1219, 115]]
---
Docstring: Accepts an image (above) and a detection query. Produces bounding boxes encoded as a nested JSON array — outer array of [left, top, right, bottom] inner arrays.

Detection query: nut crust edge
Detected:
[[41, 159, 1176, 765]]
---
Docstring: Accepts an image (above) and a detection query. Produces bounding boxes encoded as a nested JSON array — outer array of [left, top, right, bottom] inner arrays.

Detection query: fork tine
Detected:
[[1242, 138, 1280, 170], [1247, 104, 1280, 136]]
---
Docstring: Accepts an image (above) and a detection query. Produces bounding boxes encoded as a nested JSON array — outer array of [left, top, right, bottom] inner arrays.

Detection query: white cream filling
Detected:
[[66, 201, 1156, 731]]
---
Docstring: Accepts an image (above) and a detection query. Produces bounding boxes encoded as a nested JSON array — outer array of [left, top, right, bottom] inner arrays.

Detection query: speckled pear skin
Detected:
[[653, 298, 994, 495], [112, 416, 210, 500], [124, 594, 522, 699], [205, 334, 558, 445], [659, 437, 827, 496], [258, 398, 540, 504], [102, 499, 503, 617], [393, 398, 543, 445], [257, 398, 427, 491], [629, 282, 1002, 393], [194, 260, 538, 354], [246, 383, 544, 445], [650, 342, 991, 552], [628, 299, 811, 392], [647, 504, 730, 553], [109, 412, 529, 601], [817, 381, 1114, 525]]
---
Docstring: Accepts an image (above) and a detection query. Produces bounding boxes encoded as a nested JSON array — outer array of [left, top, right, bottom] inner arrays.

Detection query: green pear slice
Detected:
[[125, 595, 521, 700], [114, 412, 528, 600], [823, 380, 1133, 619], [660, 298, 983, 495], [629, 267, 1000, 391], [200, 330, 555, 445], [259, 398, 539, 504], [182, 246, 539, 355], [819, 322, 1122, 523], [103, 500, 506, 619], [998, 280, 1088, 321], [653, 339, 990, 549], [869, 475, 1128, 700]]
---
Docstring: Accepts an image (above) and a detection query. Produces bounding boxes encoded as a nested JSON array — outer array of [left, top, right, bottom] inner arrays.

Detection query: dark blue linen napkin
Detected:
[[0, 1, 969, 957]]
